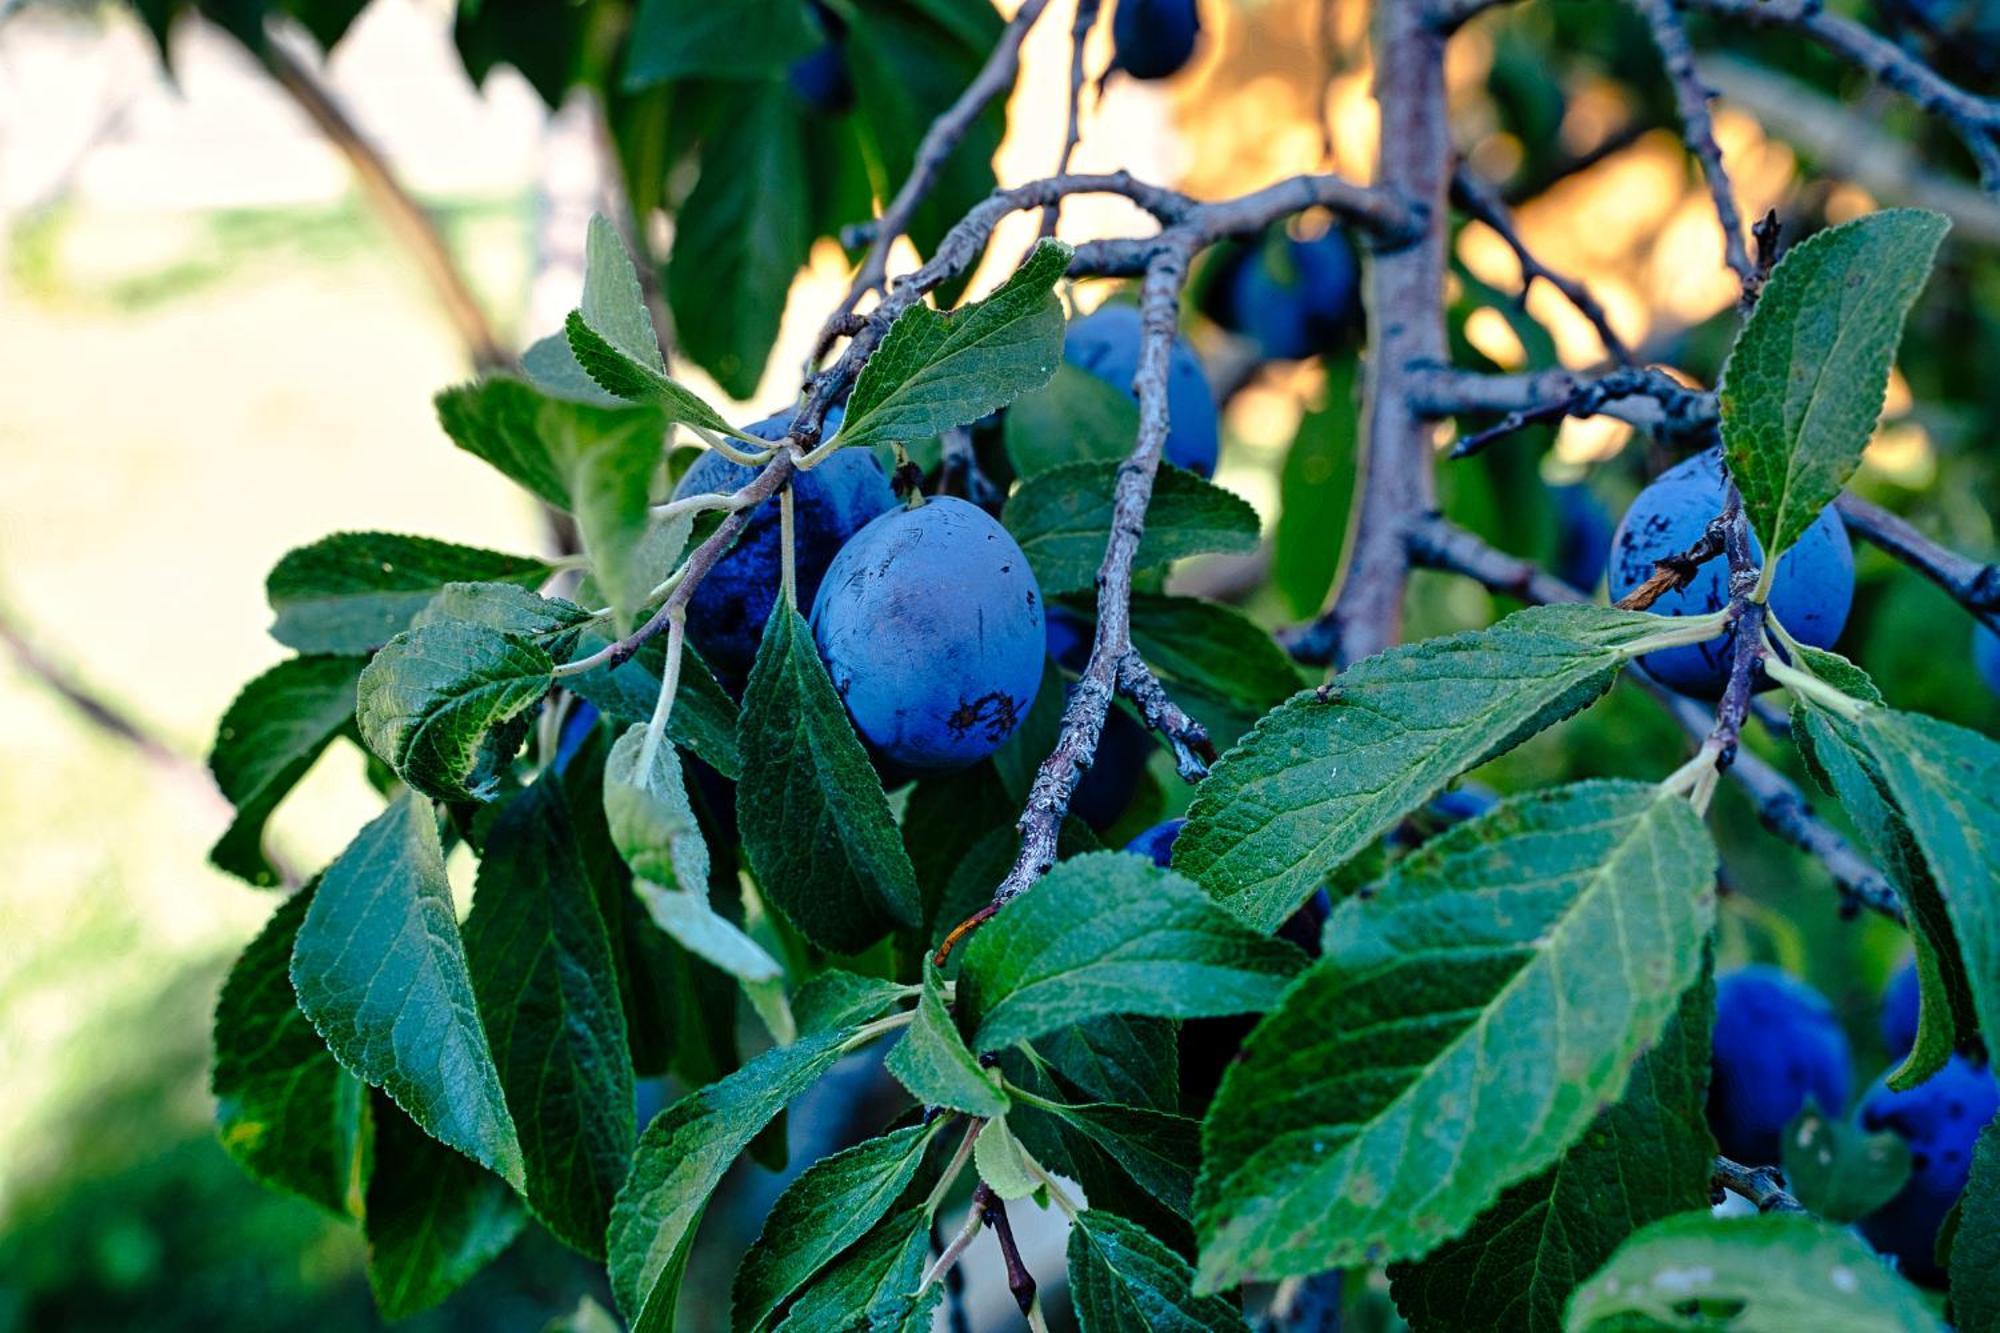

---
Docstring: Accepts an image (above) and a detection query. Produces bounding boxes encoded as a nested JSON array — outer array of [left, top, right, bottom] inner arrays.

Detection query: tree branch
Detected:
[[1712, 1156, 1807, 1213], [1837, 493, 2000, 637], [1410, 364, 1718, 456], [1115, 651, 1214, 783], [1039, 0, 1103, 239], [982, 1189, 1038, 1316]]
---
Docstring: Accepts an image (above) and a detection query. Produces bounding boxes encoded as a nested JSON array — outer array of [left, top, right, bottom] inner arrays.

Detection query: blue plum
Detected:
[[1882, 961, 1921, 1062], [1857, 1055, 2000, 1284], [1064, 304, 1220, 477], [1045, 605, 1092, 672], [674, 409, 895, 687], [787, 1, 854, 113], [1227, 229, 1361, 360], [1709, 965, 1854, 1165], [1607, 448, 1854, 697], [1125, 817, 1185, 868], [554, 699, 600, 774], [1976, 624, 2000, 695], [1552, 482, 1614, 592], [811, 496, 1044, 771], [1112, 0, 1202, 80]]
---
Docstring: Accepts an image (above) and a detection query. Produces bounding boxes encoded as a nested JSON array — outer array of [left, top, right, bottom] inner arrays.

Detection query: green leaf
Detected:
[[212, 885, 369, 1219], [1126, 594, 1306, 750], [733, 1123, 942, 1332], [209, 655, 362, 885], [1719, 208, 1948, 556], [364, 1096, 526, 1321], [1176, 604, 1666, 933], [1272, 359, 1359, 617], [958, 852, 1305, 1052], [291, 795, 525, 1188], [737, 607, 921, 953], [413, 581, 590, 642], [1004, 361, 1142, 479], [1069, 1210, 1252, 1333], [885, 962, 1008, 1117], [839, 239, 1072, 451], [1004, 462, 1261, 596], [974, 1113, 1048, 1200], [608, 1030, 853, 1331], [604, 723, 710, 892], [1952, 1122, 2000, 1332], [1194, 782, 1716, 1289], [266, 531, 552, 656], [1387, 970, 1718, 1333], [568, 634, 742, 780], [1795, 701, 2000, 1088], [1033, 1098, 1201, 1219], [463, 776, 635, 1258], [793, 970, 913, 1037], [666, 89, 812, 399], [435, 378, 672, 629], [1036, 1015, 1179, 1112], [523, 330, 623, 406], [1780, 1103, 1912, 1224], [1563, 1212, 1942, 1332], [623, 0, 817, 88], [580, 213, 664, 376], [355, 621, 553, 803], [768, 1207, 932, 1333]]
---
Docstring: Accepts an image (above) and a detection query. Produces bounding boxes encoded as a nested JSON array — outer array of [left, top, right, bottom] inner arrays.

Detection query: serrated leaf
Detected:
[[364, 1096, 526, 1320], [413, 581, 591, 641], [608, 1030, 853, 1331], [435, 377, 671, 628], [209, 655, 362, 885], [1795, 701, 2000, 1089], [1127, 594, 1306, 749], [1194, 783, 1716, 1289], [355, 621, 553, 803], [1033, 1098, 1200, 1218], [604, 723, 710, 891], [463, 776, 635, 1258], [1004, 361, 1142, 479], [733, 1123, 942, 1333], [793, 970, 913, 1037], [885, 961, 1007, 1117], [1069, 1210, 1251, 1333], [581, 213, 664, 376], [958, 852, 1305, 1052], [1780, 1104, 1912, 1224], [1387, 971, 1718, 1333], [666, 89, 812, 398], [769, 1207, 932, 1333], [839, 239, 1072, 450], [1564, 1212, 1942, 1332], [1719, 209, 1948, 557], [523, 330, 623, 406], [738, 606, 920, 953], [1004, 462, 1261, 596], [1952, 1122, 2000, 1332], [291, 795, 524, 1188], [974, 1114, 1047, 1200], [212, 885, 369, 1219], [266, 531, 552, 656], [568, 634, 742, 780], [566, 312, 741, 435], [623, 0, 817, 87], [1037, 1015, 1179, 1112], [1177, 604, 1667, 933]]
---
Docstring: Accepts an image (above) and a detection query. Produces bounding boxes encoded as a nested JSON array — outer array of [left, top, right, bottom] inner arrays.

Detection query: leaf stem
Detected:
[[918, 1182, 993, 1293], [1764, 654, 1871, 723], [689, 424, 774, 464], [779, 483, 798, 612], [1618, 607, 1734, 657], [925, 1117, 987, 1219], [634, 609, 686, 779]]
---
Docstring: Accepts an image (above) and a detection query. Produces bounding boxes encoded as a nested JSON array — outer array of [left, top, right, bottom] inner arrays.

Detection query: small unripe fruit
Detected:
[[811, 496, 1044, 771], [1607, 448, 1854, 697]]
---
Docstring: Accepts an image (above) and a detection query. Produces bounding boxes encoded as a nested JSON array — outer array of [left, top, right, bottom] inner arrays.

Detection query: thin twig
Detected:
[[1614, 503, 1733, 612], [1712, 1156, 1808, 1213], [1411, 364, 1719, 458], [983, 1191, 1038, 1316], [1450, 164, 1634, 365], [1692, 489, 1767, 811], [1837, 493, 2000, 637], [1115, 651, 1214, 783], [1039, 0, 1103, 239]]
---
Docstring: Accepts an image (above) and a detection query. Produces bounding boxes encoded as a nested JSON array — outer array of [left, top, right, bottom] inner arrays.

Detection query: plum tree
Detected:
[[1857, 1055, 2000, 1283], [673, 410, 894, 686], [1607, 448, 1855, 696], [1111, 0, 1202, 81], [810, 495, 1043, 771], [1063, 303, 1220, 477], [1221, 227, 1362, 360], [1708, 966, 1854, 1165]]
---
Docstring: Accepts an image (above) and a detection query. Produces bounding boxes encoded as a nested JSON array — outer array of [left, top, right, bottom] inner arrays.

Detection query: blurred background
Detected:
[[1, 0, 1996, 1328]]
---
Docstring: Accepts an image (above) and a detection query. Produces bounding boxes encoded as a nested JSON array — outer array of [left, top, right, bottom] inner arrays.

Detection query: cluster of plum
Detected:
[[1710, 964, 1999, 1284]]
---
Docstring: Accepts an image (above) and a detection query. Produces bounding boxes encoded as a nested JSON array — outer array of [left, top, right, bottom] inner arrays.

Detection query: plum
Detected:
[[1882, 961, 1921, 1062], [810, 495, 1044, 771], [1856, 1054, 2000, 1284], [1226, 228, 1361, 360], [1064, 304, 1220, 477], [1112, 0, 1202, 81], [1125, 817, 1185, 868], [787, 1, 854, 113], [1708, 965, 1853, 1165], [1975, 623, 2000, 695], [1606, 448, 1854, 697], [674, 409, 894, 688]]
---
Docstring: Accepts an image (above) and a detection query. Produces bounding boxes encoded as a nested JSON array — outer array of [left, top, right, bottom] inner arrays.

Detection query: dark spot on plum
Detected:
[[946, 691, 1020, 742]]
